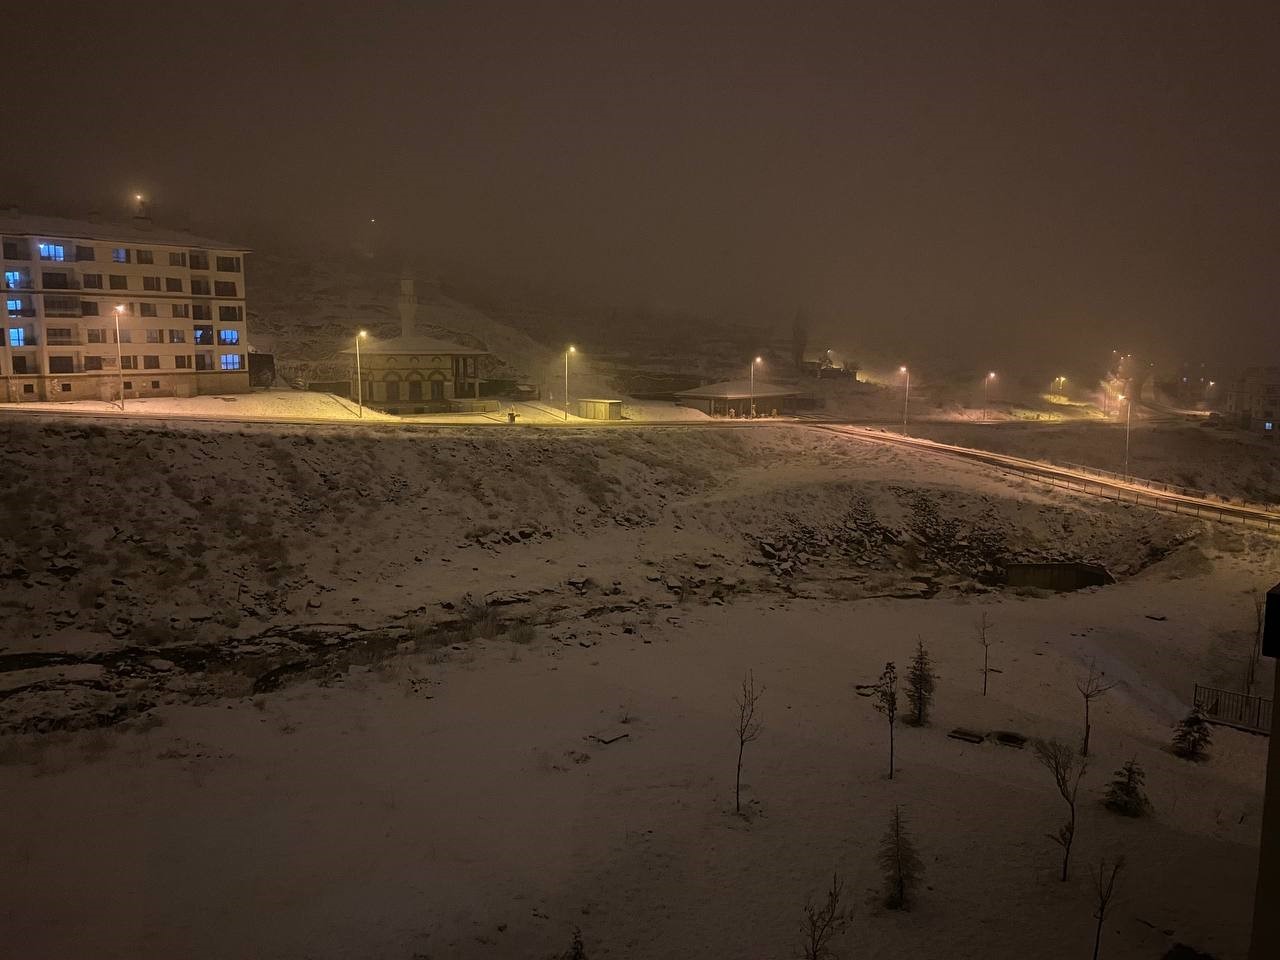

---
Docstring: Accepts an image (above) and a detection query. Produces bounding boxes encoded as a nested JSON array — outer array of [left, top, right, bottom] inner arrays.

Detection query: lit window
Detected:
[[4, 270, 23, 288], [8, 327, 26, 347], [112, 247, 130, 263], [6, 298, 21, 316], [1266, 422, 1274, 431], [219, 353, 242, 370], [38, 242, 65, 261], [218, 329, 239, 345]]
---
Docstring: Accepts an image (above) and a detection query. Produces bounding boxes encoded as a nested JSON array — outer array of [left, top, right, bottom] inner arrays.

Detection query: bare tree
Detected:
[[1075, 659, 1118, 757], [977, 612, 995, 696], [1091, 855, 1125, 960], [800, 871, 850, 959], [734, 669, 765, 815], [1247, 591, 1264, 692], [872, 662, 898, 779], [1033, 738, 1087, 881], [878, 805, 923, 909], [905, 638, 936, 726]]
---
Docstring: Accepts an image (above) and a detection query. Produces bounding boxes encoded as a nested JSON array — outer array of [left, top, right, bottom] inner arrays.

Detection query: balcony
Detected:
[[40, 274, 82, 291], [3, 276, 33, 290], [46, 336, 82, 346]]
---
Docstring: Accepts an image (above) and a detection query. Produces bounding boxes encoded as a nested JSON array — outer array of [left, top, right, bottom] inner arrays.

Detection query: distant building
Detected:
[[674, 378, 800, 416], [1226, 366, 1280, 437], [1, 209, 250, 402], [341, 273, 490, 414]]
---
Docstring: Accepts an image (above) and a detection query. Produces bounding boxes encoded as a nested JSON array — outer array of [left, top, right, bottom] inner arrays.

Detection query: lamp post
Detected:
[[113, 304, 126, 410], [899, 366, 911, 426], [750, 356, 762, 418], [1119, 393, 1133, 477], [984, 371, 995, 421], [353, 330, 368, 418], [564, 345, 576, 420], [1052, 375, 1066, 398]]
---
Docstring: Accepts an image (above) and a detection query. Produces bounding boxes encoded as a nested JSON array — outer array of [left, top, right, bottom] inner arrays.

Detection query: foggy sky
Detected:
[[7, 1, 1278, 371]]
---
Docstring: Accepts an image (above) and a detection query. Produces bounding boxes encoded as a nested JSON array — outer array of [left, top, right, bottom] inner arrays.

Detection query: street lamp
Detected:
[[750, 356, 762, 418], [564, 345, 576, 420], [1119, 393, 1133, 477], [984, 371, 996, 421], [1053, 375, 1067, 397], [355, 330, 367, 418], [113, 304, 126, 410], [900, 365, 911, 426]]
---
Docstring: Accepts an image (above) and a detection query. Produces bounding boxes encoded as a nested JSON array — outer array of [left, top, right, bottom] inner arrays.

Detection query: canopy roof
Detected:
[[675, 378, 799, 399]]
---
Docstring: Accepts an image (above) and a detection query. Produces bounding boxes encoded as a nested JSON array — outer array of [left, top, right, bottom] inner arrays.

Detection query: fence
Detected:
[[1193, 683, 1273, 734], [1056, 460, 1277, 516]]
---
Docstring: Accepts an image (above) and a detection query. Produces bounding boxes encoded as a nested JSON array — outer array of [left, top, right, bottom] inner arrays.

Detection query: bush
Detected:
[[506, 619, 537, 644]]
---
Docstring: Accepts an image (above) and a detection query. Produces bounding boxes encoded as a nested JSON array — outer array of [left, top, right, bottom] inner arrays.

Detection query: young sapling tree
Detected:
[[733, 669, 765, 815], [1075, 659, 1118, 757], [977, 612, 995, 696], [800, 871, 851, 959], [1033, 738, 1087, 881], [878, 805, 923, 910], [1091, 855, 1125, 960], [872, 662, 899, 779], [905, 638, 936, 726]]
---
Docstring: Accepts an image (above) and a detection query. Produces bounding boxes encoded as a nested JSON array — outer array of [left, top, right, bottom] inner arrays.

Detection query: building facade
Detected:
[[340, 272, 492, 414], [1, 211, 250, 402], [1226, 365, 1280, 437]]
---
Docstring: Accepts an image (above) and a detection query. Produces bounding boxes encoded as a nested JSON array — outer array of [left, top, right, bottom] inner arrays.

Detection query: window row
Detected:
[[8, 241, 242, 273], [12, 353, 245, 374], [7, 326, 241, 347], [10, 300, 245, 320]]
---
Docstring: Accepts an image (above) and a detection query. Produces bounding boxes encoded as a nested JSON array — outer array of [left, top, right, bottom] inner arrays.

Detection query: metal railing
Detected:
[[1193, 683, 1273, 734], [1057, 460, 1278, 515]]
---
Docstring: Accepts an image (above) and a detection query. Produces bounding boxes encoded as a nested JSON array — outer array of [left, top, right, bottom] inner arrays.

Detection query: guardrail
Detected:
[[1056, 460, 1278, 516], [1193, 683, 1272, 734]]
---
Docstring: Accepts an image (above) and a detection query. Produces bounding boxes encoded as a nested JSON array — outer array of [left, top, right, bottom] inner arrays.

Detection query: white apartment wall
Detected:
[[2, 231, 249, 387]]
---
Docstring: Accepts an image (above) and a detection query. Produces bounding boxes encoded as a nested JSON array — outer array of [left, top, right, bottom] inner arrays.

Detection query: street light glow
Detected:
[[359, 329, 367, 337], [987, 371, 996, 379]]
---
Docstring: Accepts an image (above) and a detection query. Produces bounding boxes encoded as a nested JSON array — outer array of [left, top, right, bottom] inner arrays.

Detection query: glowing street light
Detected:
[[984, 371, 996, 421], [750, 356, 763, 418], [900, 365, 911, 426], [564, 345, 576, 420], [1053, 375, 1067, 396], [355, 330, 367, 418], [113, 304, 126, 410]]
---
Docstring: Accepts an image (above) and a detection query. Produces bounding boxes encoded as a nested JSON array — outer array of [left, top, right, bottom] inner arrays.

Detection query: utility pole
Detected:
[[900, 366, 911, 426], [564, 345, 575, 420], [354, 330, 367, 418], [112, 304, 126, 410]]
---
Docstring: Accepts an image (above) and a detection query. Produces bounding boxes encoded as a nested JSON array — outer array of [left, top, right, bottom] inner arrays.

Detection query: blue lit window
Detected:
[[4, 270, 23, 288], [1266, 421, 1274, 431], [6, 298, 20, 314], [218, 329, 239, 345], [112, 247, 130, 263], [8, 327, 26, 347], [38, 242, 65, 261], [219, 353, 242, 370]]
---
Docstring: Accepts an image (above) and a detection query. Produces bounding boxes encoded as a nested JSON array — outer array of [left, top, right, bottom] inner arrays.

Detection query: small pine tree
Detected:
[[878, 805, 923, 910], [1103, 759, 1151, 817], [905, 638, 936, 726], [1172, 707, 1212, 760]]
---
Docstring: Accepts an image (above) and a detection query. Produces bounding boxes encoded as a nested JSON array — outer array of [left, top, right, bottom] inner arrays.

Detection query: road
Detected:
[[809, 423, 1280, 532]]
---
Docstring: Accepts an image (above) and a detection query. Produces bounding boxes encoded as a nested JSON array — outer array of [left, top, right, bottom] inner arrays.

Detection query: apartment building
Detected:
[[1, 211, 250, 402], [1226, 365, 1280, 437]]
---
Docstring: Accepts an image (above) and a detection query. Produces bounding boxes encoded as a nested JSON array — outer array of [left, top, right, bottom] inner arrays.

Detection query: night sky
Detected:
[[7, 1, 1278, 369]]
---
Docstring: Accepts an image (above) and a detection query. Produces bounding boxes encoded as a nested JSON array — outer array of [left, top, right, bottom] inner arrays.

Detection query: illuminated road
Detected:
[[809, 423, 1280, 532]]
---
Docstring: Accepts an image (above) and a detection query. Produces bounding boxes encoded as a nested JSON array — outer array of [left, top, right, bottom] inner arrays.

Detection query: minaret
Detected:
[[398, 268, 417, 339]]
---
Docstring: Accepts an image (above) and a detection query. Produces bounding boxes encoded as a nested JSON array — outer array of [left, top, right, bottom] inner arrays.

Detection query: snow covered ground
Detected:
[[2, 421, 1275, 959], [0, 390, 398, 422], [0, 391, 711, 425]]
